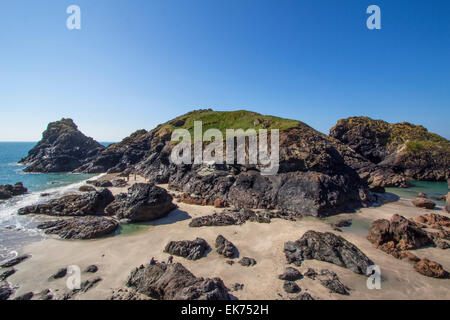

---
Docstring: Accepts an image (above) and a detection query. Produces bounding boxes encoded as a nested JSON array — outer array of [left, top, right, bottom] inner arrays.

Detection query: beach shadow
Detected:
[[150, 209, 191, 226]]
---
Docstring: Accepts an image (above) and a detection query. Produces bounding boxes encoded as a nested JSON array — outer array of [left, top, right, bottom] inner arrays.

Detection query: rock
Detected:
[[414, 258, 450, 279], [304, 268, 317, 279], [50, 268, 67, 279], [278, 267, 303, 281], [283, 281, 301, 294], [78, 110, 373, 217], [36, 289, 53, 300], [126, 262, 230, 300], [164, 238, 209, 260], [412, 213, 450, 229], [0, 254, 30, 268], [14, 292, 34, 300], [367, 214, 433, 258], [238, 257, 257, 267], [0, 269, 15, 281], [0, 281, 13, 300], [292, 292, 315, 300], [214, 198, 227, 208], [330, 117, 450, 182], [401, 251, 421, 262], [19, 118, 105, 173], [79, 185, 96, 192], [18, 188, 114, 217], [335, 219, 352, 228], [284, 231, 372, 274], [232, 283, 244, 291], [105, 183, 176, 222], [37, 216, 119, 240], [317, 270, 350, 295], [85, 265, 98, 273], [109, 287, 151, 300], [0, 182, 28, 200], [215, 235, 237, 258], [411, 197, 436, 209], [434, 239, 450, 250]]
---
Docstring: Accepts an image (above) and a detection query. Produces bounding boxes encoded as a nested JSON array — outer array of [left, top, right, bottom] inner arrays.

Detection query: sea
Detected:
[[0, 142, 111, 263], [0, 142, 447, 265]]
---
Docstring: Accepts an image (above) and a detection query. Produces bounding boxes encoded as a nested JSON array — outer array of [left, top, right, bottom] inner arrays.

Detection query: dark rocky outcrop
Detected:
[[50, 268, 67, 279], [164, 238, 209, 260], [0, 183, 27, 200], [79, 185, 96, 192], [20, 118, 105, 173], [0, 254, 30, 268], [278, 267, 303, 281], [411, 197, 436, 209], [105, 183, 176, 222], [126, 262, 230, 300], [215, 235, 237, 258], [304, 268, 317, 279], [330, 117, 450, 182], [14, 292, 34, 300], [367, 214, 433, 258], [75, 110, 372, 217], [284, 231, 372, 274], [37, 216, 119, 240], [18, 188, 114, 217]]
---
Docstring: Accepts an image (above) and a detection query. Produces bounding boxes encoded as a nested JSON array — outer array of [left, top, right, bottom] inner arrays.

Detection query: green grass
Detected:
[[159, 109, 302, 137]]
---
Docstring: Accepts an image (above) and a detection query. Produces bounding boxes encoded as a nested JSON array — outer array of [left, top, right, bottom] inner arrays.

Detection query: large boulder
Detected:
[[37, 216, 119, 239], [0, 183, 27, 200], [20, 118, 105, 173], [105, 183, 176, 222], [164, 238, 209, 260], [126, 262, 230, 300], [18, 188, 114, 216], [367, 214, 433, 258], [284, 231, 372, 274]]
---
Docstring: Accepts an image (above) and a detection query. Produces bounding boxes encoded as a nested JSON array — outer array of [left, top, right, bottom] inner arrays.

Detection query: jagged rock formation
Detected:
[[414, 258, 449, 279], [284, 231, 372, 274], [330, 117, 450, 182], [105, 183, 176, 222], [72, 110, 372, 217], [215, 235, 237, 258], [278, 267, 303, 281], [37, 216, 119, 240], [20, 118, 104, 172], [0, 183, 27, 200], [126, 262, 230, 300], [164, 238, 209, 260], [18, 188, 114, 217], [367, 214, 434, 259]]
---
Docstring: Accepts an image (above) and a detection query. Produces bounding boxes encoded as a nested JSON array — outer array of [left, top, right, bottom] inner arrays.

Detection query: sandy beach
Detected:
[[4, 175, 450, 300]]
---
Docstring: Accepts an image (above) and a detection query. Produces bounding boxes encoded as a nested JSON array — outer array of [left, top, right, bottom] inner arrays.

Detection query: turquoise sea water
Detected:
[[0, 142, 111, 263], [386, 181, 448, 207]]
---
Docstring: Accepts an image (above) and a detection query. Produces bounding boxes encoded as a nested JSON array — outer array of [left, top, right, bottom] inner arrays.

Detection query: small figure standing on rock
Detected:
[[150, 257, 156, 265], [168, 256, 173, 264]]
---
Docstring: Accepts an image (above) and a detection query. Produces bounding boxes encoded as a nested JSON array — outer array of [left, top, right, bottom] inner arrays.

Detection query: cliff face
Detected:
[[20, 118, 105, 173], [76, 110, 372, 217], [330, 117, 450, 181]]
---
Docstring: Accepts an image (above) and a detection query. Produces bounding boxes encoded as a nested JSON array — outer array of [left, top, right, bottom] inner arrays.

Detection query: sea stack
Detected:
[[20, 118, 104, 172]]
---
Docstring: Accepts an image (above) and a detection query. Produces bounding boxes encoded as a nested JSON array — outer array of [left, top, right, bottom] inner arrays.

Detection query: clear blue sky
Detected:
[[1, 0, 449, 141]]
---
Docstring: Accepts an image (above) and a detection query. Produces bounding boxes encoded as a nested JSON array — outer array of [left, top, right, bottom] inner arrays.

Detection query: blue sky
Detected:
[[0, 0, 449, 141]]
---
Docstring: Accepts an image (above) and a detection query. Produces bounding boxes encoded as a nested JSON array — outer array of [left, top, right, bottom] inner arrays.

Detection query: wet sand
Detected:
[[5, 177, 450, 300]]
